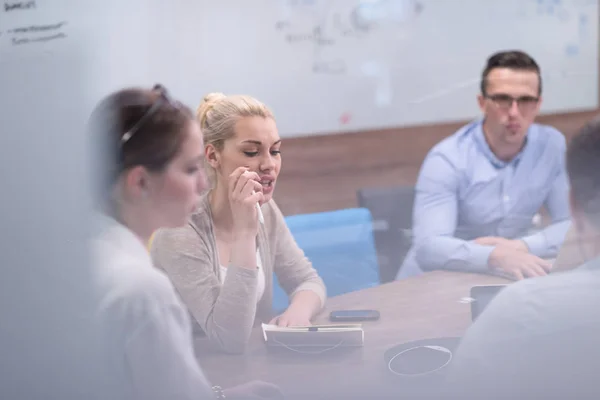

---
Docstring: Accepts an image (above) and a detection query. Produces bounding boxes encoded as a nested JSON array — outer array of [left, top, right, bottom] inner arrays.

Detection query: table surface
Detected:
[[194, 271, 510, 399]]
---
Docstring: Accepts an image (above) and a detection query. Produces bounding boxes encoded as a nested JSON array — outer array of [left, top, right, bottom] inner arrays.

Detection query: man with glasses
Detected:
[[397, 50, 570, 280]]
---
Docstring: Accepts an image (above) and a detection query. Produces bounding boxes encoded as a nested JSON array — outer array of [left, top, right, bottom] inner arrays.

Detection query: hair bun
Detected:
[[197, 92, 226, 128], [202, 92, 226, 103]]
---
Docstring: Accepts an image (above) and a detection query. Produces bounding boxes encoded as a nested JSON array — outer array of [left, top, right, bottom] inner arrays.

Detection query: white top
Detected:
[[91, 215, 214, 400], [446, 259, 600, 398], [219, 249, 265, 303]]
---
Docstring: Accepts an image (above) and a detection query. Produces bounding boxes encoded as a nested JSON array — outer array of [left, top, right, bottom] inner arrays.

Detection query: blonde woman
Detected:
[[151, 93, 326, 353]]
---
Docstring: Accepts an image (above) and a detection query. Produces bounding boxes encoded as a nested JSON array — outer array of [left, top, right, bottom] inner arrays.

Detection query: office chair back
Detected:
[[357, 185, 416, 283], [272, 207, 380, 311]]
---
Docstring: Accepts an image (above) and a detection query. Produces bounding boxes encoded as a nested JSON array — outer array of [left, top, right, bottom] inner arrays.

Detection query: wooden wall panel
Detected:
[[274, 110, 599, 215]]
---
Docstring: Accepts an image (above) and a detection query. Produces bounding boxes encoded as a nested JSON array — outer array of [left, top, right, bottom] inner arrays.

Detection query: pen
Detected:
[[245, 167, 264, 225], [256, 202, 264, 225]]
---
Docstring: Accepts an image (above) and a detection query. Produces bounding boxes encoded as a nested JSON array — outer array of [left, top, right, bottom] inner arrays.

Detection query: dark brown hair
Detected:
[[567, 116, 600, 226], [89, 85, 194, 199], [480, 50, 542, 96]]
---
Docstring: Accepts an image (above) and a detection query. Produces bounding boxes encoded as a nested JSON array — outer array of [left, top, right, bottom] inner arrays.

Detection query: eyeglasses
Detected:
[[121, 84, 177, 145], [484, 93, 539, 113]]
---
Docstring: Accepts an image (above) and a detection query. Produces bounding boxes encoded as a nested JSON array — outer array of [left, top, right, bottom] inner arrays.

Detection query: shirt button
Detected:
[[503, 195, 510, 203]]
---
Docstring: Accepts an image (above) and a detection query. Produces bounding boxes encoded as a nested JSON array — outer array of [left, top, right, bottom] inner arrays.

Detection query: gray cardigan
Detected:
[[150, 193, 326, 353]]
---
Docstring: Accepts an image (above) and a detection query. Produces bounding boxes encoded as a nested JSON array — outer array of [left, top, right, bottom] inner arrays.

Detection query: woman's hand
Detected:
[[269, 291, 321, 327], [269, 308, 312, 328], [228, 167, 264, 237]]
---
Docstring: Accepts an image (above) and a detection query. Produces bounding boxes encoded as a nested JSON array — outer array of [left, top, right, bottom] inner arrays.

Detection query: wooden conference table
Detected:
[[194, 271, 511, 399]]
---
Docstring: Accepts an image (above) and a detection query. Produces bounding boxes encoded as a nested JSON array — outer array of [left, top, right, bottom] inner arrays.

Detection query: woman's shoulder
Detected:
[[189, 191, 213, 232], [91, 225, 182, 316]]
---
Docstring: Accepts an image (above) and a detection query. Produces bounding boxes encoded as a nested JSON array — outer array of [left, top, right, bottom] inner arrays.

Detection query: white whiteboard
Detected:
[[2, 0, 598, 138], [148, 0, 599, 137]]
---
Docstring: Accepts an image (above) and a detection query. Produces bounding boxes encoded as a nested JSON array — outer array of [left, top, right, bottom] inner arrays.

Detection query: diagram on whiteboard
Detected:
[[267, 0, 597, 131], [275, 0, 423, 74], [120, 0, 598, 138]]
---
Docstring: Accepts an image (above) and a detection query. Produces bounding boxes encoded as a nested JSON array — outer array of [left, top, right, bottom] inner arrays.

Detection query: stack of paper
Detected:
[[261, 323, 364, 348]]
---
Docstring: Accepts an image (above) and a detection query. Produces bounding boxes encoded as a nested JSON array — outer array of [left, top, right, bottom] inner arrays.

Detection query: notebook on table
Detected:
[[261, 323, 364, 349]]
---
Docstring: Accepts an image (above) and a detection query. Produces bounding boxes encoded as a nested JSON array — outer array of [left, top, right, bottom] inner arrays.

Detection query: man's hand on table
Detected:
[[475, 236, 551, 280], [223, 380, 284, 399], [474, 236, 528, 252]]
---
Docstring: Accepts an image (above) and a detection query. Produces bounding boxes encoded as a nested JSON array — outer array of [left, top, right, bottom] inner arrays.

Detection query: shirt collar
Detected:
[[93, 213, 150, 263], [473, 119, 528, 168]]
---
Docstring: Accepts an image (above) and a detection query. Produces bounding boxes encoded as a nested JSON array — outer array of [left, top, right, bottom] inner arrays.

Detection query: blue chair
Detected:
[[272, 207, 380, 311]]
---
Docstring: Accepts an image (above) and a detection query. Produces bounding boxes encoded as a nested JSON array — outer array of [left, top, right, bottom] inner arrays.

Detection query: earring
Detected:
[[139, 177, 149, 198]]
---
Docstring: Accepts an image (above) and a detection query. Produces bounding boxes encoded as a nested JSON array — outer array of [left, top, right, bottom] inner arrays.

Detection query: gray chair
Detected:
[[357, 185, 416, 283]]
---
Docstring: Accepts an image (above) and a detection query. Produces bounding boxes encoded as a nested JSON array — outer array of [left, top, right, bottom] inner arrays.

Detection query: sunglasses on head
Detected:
[[121, 84, 179, 145]]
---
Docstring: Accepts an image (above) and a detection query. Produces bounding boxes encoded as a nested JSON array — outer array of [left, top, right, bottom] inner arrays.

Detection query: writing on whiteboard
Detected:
[[4, 1, 36, 12], [7, 21, 68, 45], [275, 0, 423, 75]]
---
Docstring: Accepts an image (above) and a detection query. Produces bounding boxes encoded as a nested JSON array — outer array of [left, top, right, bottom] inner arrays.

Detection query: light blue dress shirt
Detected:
[[397, 119, 571, 279]]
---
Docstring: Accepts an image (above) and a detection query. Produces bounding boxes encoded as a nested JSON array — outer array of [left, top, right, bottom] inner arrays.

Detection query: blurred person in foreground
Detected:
[[445, 116, 600, 399]]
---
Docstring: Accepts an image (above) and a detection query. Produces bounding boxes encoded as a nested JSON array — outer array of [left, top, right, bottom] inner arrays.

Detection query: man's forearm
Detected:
[[415, 237, 494, 273], [520, 219, 571, 258]]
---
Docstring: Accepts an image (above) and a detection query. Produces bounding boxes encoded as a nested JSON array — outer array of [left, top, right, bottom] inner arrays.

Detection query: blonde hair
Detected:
[[196, 93, 274, 181], [197, 93, 274, 149]]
